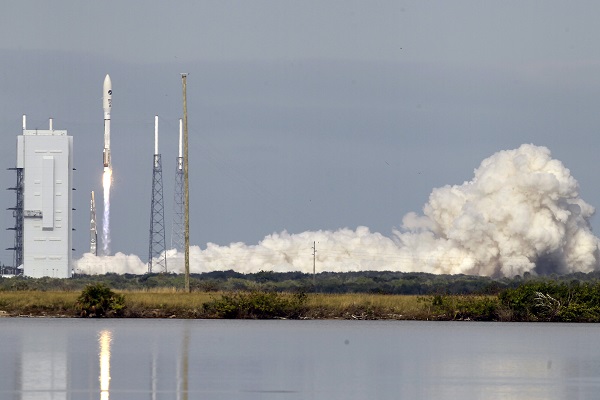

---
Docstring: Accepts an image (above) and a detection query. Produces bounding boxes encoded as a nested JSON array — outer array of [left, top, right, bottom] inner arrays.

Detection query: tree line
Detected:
[[2, 269, 600, 295]]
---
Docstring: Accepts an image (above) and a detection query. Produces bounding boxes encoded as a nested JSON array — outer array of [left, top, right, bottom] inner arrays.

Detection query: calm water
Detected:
[[0, 319, 599, 399]]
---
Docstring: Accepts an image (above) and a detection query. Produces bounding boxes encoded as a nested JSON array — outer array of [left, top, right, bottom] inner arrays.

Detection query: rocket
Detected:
[[103, 74, 112, 170]]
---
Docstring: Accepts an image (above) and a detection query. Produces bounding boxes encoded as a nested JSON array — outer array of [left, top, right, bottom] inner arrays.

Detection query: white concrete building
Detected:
[[17, 117, 73, 278]]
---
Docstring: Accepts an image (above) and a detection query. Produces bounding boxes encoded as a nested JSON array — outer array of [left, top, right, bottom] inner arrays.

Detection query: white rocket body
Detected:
[[103, 74, 112, 170]]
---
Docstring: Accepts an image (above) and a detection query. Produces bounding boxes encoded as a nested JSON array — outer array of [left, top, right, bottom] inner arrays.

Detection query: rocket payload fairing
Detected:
[[103, 74, 112, 170]]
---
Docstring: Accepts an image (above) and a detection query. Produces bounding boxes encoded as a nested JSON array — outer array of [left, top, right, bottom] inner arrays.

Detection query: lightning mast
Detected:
[[148, 115, 167, 273], [90, 191, 97, 256], [171, 118, 185, 252], [6, 115, 27, 273], [6, 167, 23, 271]]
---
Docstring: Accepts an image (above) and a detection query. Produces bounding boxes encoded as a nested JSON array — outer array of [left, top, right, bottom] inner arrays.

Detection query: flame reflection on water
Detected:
[[99, 330, 112, 400]]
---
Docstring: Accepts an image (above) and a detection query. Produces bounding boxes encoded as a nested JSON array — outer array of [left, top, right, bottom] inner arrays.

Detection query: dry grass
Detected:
[[0, 290, 435, 319], [308, 293, 424, 311], [0, 291, 79, 316], [124, 291, 215, 306], [0, 290, 218, 318], [305, 293, 429, 319]]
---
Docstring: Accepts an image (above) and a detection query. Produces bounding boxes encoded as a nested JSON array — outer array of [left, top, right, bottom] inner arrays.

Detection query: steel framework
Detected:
[[6, 167, 24, 272], [148, 153, 167, 273]]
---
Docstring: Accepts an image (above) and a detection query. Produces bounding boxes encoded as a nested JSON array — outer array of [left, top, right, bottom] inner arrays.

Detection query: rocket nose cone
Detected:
[[103, 74, 112, 92], [103, 74, 112, 111]]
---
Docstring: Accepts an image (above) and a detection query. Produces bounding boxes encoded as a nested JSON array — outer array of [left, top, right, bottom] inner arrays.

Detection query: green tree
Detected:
[[76, 283, 126, 317]]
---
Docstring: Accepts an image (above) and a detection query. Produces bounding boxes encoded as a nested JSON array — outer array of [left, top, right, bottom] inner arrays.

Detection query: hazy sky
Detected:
[[1, 2, 600, 265]]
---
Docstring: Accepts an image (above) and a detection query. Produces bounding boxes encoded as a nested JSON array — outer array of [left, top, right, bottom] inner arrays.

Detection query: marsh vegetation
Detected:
[[2, 271, 600, 321]]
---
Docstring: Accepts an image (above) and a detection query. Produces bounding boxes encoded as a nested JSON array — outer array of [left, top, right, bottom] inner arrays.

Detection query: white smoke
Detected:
[[395, 144, 599, 276], [75, 144, 600, 277], [76, 252, 147, 275]]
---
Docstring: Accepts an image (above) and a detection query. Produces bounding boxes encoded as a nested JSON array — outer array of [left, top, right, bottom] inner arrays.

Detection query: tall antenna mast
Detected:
[[148, 115, 167, 273], [90, 191, 97, 256], [313, 241, 317, 287], [181, 73, 190, 292]]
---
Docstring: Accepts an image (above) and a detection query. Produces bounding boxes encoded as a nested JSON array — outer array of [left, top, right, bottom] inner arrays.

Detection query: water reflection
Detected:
[[4, 320, 599, 399], [180, 323, 189, 400], [151, 342, 157, 400], [96, 323, 190, 400], [20, 328, 68, 400], [99, 330, 112, 400]]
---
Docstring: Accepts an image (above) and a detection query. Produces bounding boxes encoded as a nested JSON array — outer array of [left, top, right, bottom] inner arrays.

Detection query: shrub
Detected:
[[420, 294, 500, 321], [499, 281, 600, 322], [76, 283, 126, 317], [203, 290, 307, 319]]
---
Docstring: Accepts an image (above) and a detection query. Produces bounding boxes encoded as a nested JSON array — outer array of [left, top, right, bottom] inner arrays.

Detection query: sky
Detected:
[[1, 2, 600, 272]]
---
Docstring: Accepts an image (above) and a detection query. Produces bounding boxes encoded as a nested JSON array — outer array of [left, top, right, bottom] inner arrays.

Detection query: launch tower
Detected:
[[14, 116, 74, 278], [148, 116, 167, 273], [7, 165, 24, 273]]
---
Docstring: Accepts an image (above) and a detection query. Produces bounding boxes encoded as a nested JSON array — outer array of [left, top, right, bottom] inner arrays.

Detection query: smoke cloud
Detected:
[[74, 144, 600, 277]]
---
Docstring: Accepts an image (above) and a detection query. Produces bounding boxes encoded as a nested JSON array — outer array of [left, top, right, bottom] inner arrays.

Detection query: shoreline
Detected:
[[2, 279, 600, 322]]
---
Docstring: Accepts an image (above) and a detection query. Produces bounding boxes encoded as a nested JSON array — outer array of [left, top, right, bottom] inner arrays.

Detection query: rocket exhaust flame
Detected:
[[102, 168, 112, 255]]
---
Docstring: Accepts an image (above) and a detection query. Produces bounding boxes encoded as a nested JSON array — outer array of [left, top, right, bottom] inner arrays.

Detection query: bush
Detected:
[[422, 295, 500, 321], [202, 290, 307, 319], [76, 283, 126, 317], [499, 281, 600, 322]]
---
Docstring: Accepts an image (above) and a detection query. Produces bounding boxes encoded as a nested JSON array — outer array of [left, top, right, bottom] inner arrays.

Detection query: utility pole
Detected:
[[171, 119, 185, 253], [181, 73, 190, 293], [312, 241, 316, 287]]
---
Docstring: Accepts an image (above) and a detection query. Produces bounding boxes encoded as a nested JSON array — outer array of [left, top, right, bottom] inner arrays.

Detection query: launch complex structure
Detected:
[[7, 74, 189, 278], [7, 116, 74, 278], [148, 116, 167, 273]]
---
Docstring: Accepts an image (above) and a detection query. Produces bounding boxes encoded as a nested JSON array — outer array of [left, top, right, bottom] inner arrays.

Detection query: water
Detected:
[[1, 319, 600, 399]]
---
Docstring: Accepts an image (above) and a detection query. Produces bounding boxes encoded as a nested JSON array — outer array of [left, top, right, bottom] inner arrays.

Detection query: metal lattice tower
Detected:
[[6, 167, 24, 272], [171, 118, 185, 252], [148, 116, 167, 273], [90, 191, 97, 256]]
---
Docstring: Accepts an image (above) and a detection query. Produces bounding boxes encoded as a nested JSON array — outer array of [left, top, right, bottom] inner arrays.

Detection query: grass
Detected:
[[0, 291, 79, 316], [0, 290, 489, 320], [124, 291, 216, 318], [305, 293, 428, 319]]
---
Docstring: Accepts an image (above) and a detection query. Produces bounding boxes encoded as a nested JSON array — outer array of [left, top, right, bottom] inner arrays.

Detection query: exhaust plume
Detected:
[[395, 144, 599, 276], [76, 144, 600, 277], [102, 168, 112, 255]]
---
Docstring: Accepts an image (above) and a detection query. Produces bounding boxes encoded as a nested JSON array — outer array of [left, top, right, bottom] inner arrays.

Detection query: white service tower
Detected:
[[17, 116, 73, 278]]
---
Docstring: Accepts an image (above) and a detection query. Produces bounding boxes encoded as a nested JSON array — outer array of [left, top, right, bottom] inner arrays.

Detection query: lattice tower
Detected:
[[6, 167, 24, 271], [148, 116, 167, 273]]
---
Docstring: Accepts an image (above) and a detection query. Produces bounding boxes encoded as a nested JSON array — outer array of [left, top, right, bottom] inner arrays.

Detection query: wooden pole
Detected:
[[313, 241, 316, 287], [181, 74, 190, 293]]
